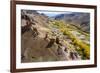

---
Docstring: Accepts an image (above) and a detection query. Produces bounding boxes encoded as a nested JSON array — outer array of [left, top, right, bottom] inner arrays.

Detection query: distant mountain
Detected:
[[54, 12, 90, 33]]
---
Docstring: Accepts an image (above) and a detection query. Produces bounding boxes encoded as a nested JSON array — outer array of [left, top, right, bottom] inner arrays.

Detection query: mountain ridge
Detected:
[[53, 12, 90, 33]]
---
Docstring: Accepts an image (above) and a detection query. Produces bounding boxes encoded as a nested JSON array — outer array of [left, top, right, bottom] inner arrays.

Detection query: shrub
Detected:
[[52, 20, 90, 59]]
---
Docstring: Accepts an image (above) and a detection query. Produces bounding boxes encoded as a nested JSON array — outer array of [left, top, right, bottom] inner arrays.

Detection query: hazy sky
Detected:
[[37, 10, 72, 17]]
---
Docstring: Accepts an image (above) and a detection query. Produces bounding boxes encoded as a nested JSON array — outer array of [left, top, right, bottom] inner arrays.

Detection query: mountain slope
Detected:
[[21, 10, 90, 63], [54, 12, 90, 33]]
